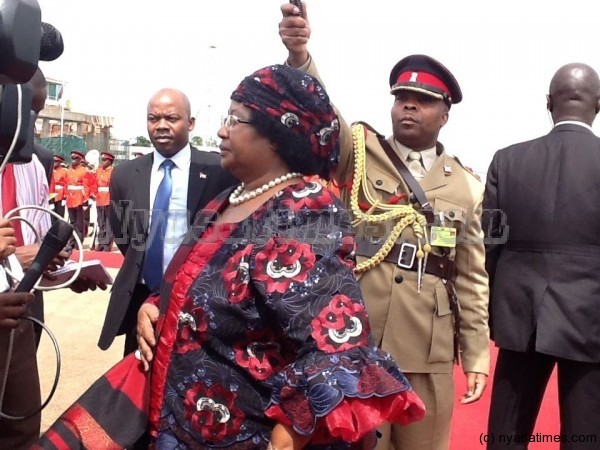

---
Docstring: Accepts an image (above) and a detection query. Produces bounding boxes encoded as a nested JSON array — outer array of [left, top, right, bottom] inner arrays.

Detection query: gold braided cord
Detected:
[[349, 124, 428, 273]]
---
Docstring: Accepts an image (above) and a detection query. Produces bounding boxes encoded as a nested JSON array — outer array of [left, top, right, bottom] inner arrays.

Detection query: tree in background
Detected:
[[133, 136, 151, 147], [191, 136, 219, 148]]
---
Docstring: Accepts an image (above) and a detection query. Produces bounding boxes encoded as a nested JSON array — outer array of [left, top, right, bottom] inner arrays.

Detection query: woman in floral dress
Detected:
[[136, 64, 425, 449]]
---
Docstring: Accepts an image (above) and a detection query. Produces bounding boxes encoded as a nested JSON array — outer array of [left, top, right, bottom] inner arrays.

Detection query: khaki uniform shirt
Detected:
[[301, 58, 490, 375]]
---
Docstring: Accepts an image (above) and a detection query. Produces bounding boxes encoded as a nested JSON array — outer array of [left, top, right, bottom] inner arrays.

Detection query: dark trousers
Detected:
[[96, 205, 113, 251], [487, 348, 600, 450], [68, 206, 86, 242], [0, 320, 41, 449], [121, 283, 151, 357], [30, 291, 44, 349], [52, 200, 65, 222]]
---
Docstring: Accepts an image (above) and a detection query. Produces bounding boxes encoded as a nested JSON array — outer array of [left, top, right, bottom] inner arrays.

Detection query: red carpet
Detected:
[[69, 249, 124, 269], [74, 249, 562, 449], [451, 345, 560, 449]]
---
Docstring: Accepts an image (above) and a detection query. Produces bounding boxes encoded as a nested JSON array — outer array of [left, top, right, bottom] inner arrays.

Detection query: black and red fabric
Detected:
[[36, 182, 426, 449], [388, 54, 462, 105], [147, 181, 425, 449], [34, 353, 149, 450], [230, 64, 340, 178]]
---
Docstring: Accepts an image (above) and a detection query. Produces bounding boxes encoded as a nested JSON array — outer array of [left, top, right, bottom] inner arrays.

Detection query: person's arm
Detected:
[[249, 195, 424, 445], [482, 153, 504, 288], [452, 184, 490, 405], [279, 2, 310, 68], [278, 2, 353, 188]]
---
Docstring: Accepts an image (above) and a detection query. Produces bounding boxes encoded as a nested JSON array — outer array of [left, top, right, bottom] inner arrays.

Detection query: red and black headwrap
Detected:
[[231, 64, 340, 177]]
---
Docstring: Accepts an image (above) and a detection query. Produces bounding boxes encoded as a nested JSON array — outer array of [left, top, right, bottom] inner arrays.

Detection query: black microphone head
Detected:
[[44, 219, 74, 251], [40, 22, 64, 62]]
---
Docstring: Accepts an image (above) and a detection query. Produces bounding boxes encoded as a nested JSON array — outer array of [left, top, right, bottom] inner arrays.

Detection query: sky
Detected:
[[37, 0, 600, 177]]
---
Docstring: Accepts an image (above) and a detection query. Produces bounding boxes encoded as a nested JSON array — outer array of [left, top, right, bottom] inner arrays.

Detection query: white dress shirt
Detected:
[[148, 145, 191, 274], [553, 120, 594, 132]]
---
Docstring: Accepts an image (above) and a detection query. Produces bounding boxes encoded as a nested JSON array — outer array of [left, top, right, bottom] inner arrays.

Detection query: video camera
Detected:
[[0, 0, 63, 165]]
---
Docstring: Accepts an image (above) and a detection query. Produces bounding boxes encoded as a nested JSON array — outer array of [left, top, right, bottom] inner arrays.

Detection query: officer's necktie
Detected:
[[407, 151, 425, 179], [143, 159, 175, 292]]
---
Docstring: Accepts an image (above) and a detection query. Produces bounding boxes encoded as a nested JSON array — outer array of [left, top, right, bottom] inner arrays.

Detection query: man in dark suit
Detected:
[[483, 63, 600, 450], [98, 88, 237, 355]]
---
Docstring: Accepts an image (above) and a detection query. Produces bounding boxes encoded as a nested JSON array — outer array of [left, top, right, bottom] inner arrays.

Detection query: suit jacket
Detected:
[[483, 123, 600, 363], [98, 147, 237, 350], [302, 58, 490, 374]]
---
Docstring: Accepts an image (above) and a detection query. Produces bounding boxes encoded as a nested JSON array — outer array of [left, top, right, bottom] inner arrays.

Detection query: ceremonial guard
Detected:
[[49, 154, 67, 220], [65, 150, 92, 244], [334, 59, 490, 449], [94, 152, 114, 251]]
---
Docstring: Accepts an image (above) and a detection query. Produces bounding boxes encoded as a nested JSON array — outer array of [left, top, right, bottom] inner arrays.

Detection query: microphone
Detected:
[[15, 220, 74, 293], [40, 22, 64, 62]]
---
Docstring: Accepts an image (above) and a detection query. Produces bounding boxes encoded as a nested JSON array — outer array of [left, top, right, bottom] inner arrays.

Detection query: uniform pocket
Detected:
[[433, 196, 468, 230], [427, 285, 455, 363]]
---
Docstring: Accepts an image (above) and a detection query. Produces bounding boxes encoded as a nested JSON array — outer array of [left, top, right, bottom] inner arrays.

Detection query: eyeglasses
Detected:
[[221, 114, 251, 130]]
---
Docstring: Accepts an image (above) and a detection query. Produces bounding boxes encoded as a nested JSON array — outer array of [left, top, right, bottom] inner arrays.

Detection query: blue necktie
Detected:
[[143, 159, 175, 292]]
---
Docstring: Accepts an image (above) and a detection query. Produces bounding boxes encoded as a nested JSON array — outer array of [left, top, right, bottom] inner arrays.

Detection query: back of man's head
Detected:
[[548, 63, 600, 126]]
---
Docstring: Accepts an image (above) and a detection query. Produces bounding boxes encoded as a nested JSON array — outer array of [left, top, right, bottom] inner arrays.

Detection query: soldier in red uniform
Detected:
[[49, 154, 67, 220], [65, 150, 92, 244], [95, 152, 115, 251]]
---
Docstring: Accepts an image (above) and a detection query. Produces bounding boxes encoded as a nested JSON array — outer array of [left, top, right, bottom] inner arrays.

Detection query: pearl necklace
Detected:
[[229, 172, 302, 206]]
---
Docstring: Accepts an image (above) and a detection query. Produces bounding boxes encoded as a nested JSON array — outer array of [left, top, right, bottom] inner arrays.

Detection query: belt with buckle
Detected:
[[356, 239, 457, 280]]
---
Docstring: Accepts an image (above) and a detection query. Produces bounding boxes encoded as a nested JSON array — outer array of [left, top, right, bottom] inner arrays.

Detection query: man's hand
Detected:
[[0, 219, 16, 260], [137, 303, 160, 372], [460, 372, 487, 404], [69, 274, 108, 293], [279, 1, 310, 68], [0, 292, 33, 330]]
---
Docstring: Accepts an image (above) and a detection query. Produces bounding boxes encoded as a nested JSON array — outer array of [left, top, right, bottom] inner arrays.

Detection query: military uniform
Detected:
[[298, 57, 489, 450], [49, 154, 67, 220], [65, 150, 93, 243], [94, 152, 114, 251]]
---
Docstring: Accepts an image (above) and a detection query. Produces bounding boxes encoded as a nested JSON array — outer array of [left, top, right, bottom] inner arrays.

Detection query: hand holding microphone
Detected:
[[15, 219, 74, 293]]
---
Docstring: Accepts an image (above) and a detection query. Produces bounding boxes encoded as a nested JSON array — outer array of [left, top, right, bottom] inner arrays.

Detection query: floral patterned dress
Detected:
[[148, 181, 425, 449]]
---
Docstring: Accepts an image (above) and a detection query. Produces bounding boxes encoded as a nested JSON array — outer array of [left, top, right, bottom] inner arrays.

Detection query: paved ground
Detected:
[[37, 262, 123, 432]]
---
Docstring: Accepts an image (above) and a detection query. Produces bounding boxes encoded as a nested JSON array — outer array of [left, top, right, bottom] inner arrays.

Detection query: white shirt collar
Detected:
[[152, 143, 191, 171], [393, 139, 437, 172], [553, 120, 593, 132]]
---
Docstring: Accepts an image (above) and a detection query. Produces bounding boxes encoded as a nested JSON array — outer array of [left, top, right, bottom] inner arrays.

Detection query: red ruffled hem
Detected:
[[265, 390, 426, 443]]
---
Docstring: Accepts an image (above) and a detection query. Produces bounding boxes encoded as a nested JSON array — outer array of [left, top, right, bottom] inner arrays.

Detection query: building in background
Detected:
[[35, 77, 114, 159]]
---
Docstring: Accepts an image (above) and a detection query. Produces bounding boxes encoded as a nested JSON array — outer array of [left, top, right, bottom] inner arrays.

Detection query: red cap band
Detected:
[[395, 71, 451, 97]]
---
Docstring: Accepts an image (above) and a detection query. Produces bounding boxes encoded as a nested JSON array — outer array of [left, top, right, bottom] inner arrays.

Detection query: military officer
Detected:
[[94, 152, 114, 251], [279, 4, 490, 450], [65, 150, 92, 244], [49, 154, 67, 220]]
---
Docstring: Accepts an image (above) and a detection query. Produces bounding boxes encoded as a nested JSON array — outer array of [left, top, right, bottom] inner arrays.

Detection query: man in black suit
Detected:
[[98, 88, 237, 355], [483, 63, 600, 449]]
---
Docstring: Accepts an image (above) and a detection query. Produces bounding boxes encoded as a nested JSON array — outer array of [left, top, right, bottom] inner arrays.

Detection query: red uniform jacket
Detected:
[[95, 165, 113, 207], [50, 166, 67, 202], [65, 165, 92, 208]]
